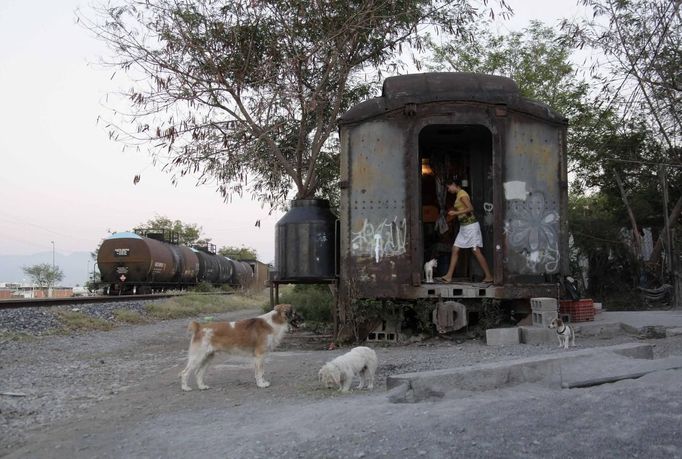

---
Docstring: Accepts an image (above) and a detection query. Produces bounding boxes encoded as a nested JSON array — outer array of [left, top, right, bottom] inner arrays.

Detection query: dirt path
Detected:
[[2, 309, 682, 458]]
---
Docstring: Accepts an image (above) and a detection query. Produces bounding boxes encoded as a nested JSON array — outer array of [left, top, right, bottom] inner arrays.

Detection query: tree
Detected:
[[427, 20, 618, 190], [563, 0, 681, 273], [564, 0, 681, 152], [80, 0, 511, 209], [22, 264, 64, 298], [137, 215, 209, 246], [218, 245, 258, 261]]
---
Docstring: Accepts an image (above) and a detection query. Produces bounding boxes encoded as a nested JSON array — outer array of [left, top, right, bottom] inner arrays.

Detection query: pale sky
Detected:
[[0, 0, 590, 264]]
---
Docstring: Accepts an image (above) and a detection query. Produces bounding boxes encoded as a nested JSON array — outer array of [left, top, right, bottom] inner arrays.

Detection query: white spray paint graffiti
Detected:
[[505, 190, 560, 273], [351, 217, 407, 261]]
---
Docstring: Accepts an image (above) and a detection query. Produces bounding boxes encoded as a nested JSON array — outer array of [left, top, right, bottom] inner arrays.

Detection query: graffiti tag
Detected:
[[351, 217, 407, 262]]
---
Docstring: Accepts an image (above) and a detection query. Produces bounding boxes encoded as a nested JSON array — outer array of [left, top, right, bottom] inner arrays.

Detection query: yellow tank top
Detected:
[[454, 189, 477, 225]]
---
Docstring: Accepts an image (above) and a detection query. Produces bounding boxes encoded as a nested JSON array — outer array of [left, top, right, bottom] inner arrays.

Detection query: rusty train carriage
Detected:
[[337, 73, 569, 318]]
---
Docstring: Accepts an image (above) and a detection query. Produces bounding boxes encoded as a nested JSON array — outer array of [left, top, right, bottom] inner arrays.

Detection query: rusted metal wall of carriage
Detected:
[[337, 73, 569, 314]]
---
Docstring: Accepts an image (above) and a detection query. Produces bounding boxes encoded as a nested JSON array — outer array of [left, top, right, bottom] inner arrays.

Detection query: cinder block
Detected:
[[486, 327, 520, 346], [531, 297, 558, 327], [367, 317, 399, 342], [520, 326, 556, 344]]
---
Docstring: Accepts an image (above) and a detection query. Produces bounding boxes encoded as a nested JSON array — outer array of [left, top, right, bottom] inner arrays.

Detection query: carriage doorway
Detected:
[[418, 124, 494, 282]]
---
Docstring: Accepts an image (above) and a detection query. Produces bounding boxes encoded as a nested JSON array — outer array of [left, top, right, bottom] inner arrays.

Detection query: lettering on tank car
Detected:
[[153, 262, 166, 273], [114, 248, 130, 256], [116, 267, 129, 274]]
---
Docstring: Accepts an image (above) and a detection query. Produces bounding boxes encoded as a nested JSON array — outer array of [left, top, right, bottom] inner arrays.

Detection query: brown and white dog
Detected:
[[549, 317, 575, 349], [180, 304, 303, 391]]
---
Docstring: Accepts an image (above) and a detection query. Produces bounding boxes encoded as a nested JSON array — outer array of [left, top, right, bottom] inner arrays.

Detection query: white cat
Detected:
[[424, 258, 438, 283]]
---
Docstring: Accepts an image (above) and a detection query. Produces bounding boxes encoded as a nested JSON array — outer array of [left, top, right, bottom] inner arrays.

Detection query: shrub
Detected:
[[191, 281, 217, 293], [275, 284, 334, 323]]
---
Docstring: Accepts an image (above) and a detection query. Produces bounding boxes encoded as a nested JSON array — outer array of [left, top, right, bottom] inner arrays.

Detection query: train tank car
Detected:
[[98, 229, 202, 294], [336, 72, 569, 324], [193, 246, 233, 285], [229, 259, 254, 289]]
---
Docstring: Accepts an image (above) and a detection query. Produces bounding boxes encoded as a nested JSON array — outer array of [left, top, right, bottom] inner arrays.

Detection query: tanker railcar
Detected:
[[97, 231, 255, 294]]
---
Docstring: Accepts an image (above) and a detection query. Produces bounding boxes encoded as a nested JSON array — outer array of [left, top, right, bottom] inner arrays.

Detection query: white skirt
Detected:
[[454, 222, 483, 248]]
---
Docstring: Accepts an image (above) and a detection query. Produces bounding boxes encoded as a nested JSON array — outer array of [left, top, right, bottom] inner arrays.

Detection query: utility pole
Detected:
[[51, 240, 55, 270]]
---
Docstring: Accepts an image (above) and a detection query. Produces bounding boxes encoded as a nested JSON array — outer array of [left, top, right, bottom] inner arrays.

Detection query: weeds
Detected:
[[0, 331, 36, 342], [113, 309, 147, 324], [57, 311, 114, 332], [145, 292, 262, 320]]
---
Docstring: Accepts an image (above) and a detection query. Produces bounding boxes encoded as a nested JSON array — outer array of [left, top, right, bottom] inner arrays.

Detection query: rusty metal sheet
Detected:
[[503, 120, 563, 277], [346, 120, 411, 295]]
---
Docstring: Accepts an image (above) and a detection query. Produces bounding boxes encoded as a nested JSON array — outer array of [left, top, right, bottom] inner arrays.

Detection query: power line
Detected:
[[605, 158, 682, 168]]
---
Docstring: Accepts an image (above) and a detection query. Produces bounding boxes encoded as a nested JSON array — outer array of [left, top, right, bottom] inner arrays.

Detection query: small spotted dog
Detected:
[[549, 317, 575, 349]]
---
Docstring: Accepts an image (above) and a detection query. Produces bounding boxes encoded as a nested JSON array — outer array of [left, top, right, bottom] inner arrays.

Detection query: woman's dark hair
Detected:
[[448, 177, 463, 187]]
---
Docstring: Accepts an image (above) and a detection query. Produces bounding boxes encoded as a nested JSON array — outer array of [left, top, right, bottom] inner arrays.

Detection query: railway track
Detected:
[[0, 293, 184, 310]]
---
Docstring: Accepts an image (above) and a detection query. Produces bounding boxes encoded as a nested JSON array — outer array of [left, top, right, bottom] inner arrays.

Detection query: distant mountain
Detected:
[[0, 251, 95, 288]]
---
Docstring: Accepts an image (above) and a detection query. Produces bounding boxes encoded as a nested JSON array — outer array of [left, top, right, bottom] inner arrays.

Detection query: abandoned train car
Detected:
[[336, 72, 569, 327]]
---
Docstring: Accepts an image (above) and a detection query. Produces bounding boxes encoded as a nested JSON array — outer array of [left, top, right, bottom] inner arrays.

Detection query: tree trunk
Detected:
[[614, 171, 642, 258], [649, 195, 682, 265]]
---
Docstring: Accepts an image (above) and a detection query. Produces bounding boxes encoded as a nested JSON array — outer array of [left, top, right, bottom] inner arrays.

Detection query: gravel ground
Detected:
[[0, 300, 155, 336], [2, 304, 682, 458]]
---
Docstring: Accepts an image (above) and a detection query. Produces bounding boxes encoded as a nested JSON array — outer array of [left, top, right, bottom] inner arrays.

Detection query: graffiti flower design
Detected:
[[506, 191, 559, 271]]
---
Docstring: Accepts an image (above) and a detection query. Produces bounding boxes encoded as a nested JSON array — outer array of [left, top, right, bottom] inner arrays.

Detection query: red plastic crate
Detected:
[[559, 299, 595, 322]]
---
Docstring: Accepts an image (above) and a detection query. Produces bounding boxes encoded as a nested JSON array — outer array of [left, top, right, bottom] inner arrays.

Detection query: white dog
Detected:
[[549, 317, 575, 349], [424, 258, 438, 283], [318, 346, 378, 392]]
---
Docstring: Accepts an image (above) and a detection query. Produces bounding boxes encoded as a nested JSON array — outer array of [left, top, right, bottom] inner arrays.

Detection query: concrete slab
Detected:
[[572, 321, 636, 338], [561, 355, 682, 388], [595, 310, 682, 330], [386, 343, 653, 403]]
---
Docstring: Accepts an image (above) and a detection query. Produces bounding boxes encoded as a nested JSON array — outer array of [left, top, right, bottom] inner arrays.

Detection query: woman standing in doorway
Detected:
[[438, 177, 493, 283]]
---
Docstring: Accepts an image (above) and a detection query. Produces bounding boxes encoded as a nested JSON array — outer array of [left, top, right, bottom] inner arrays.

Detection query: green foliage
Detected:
[[191, 281, 217, 293], [218, 245, 258, 260], [277, 284, 334, 323], [569, 193, 641, 300], [564, 0, 682, 151], [427, 20, 617, 191], [137, 215, 207, 246], [82, 0, 509, 208], [22, 263, 64, 292]]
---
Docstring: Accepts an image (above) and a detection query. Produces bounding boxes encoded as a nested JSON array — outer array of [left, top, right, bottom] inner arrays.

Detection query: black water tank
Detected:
[[275, 199, 337, 281]]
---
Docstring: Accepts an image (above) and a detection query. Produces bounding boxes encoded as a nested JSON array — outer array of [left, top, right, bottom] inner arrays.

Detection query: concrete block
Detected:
[[367, 317, 399, 342], [531, 297, 558, 327], [531, 297, 558, 311], [486, 327, 520, 345], [520, 326, 555, 344]]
